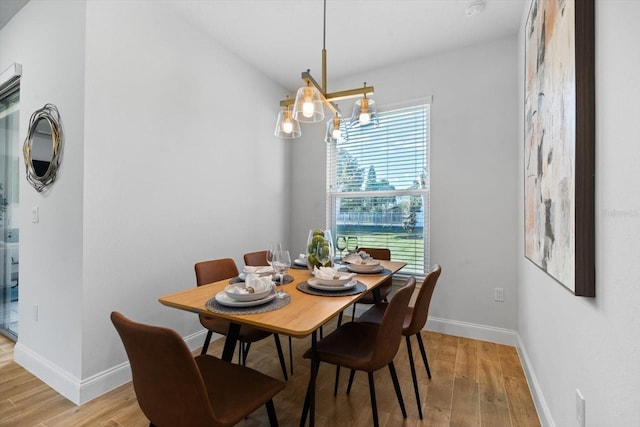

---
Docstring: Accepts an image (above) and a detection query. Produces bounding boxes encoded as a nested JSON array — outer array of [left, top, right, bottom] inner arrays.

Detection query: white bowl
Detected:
[[313, 273, 355, 286], [225, 284, 273, 301]]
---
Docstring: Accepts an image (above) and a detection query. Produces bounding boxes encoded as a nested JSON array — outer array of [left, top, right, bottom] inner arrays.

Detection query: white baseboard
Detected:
[[13, 329, 211, 406], [425, 316, 519, 346], [516, 335, 555, 427]]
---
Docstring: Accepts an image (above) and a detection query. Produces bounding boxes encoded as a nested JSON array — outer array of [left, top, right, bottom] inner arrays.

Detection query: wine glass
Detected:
[[272, 249, 291, 299], [316, 241, 332, 267], [347, 236, 358, 254], [336, 236, 347, 260], [266, 242, 281, 270]]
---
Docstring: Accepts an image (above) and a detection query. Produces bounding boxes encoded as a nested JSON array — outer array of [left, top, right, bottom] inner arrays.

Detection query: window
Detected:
[[327, 103, 430, 275]]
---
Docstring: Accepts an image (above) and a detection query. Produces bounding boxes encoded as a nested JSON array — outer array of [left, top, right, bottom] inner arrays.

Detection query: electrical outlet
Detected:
[[576, 389, 585, 427], [494, 287, 504, 302]]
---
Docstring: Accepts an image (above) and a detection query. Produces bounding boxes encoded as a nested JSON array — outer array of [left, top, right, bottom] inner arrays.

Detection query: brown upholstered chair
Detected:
[[111, 311, 285, 427], [301, 276, 417, 427], [349, 247, 393, 320], [357, 264, 442, 419], [243, 250, 269, 266], [195, 258, 288, 381], [243, 250, 294, 375]]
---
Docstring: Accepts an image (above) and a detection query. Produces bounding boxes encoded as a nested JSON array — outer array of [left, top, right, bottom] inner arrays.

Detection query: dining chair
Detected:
[[243, 250, 294, 375], [349, 247, 393, 321], [110, 311, 285, 427], [356, 264, 442, 419], [195, 258, 288, 381], [300, 276, 417, 427]]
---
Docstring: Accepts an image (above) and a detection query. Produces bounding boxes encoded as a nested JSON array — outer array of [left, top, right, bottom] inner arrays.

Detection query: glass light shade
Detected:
[[349, 97, 379, 128], [292, 85, 325, 123], [324, 115, 348, 143], [274, 109, 301, 139]]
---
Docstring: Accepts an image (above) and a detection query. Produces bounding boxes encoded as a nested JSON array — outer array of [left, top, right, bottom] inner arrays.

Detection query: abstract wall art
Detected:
[[524, 0, 595, 296]]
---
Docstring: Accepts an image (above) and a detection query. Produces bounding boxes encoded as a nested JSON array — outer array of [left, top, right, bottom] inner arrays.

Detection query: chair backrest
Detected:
[[370, 276, 416, 369], [244, 250, 268, 266], [357, 247, 391, 261], [110, 311, 216, 426], [194, 258, 239, 286], [405, 264, 442, 336]]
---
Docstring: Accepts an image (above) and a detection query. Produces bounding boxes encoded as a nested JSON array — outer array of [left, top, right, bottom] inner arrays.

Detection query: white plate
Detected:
[[215, 290, 276, 307], [243, 266, 273, 275], [224, 284, 273, 302], [308, 278, 357, 291], [347, 264, 384, 274], [294, 258, 307, 267]]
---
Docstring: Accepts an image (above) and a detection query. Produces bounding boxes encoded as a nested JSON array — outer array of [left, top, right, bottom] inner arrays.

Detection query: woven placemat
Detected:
[[229, 274, 294, 285], [205, 293, 291, 315], [296, 281, 367, 297]]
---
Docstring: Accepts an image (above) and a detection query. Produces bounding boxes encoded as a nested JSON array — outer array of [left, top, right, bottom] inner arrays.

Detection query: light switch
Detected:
[[32, 205, 39, 223]]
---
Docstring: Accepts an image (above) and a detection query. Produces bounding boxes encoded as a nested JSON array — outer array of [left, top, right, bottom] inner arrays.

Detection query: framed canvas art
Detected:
[[524, 0, 595, 296]]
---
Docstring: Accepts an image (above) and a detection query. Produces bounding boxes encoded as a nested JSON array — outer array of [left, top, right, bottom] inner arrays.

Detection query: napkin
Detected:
[[243, 266, 273, 275], [343, 251, 372, 264], [314, 266, 356, 280], [231, 273, 273, 294]]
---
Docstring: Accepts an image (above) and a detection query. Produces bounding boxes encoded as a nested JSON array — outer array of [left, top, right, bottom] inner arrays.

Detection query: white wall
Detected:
[[0, 0, 86, 393], [517, 1, 640, 426], [290, 37, 520, 335], [1, 0, 288, 404]]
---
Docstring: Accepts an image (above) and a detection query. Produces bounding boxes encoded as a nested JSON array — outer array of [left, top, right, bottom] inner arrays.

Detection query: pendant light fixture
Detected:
[[349, 83, 379, 128], [274, 106, 302, 138], [324, 112, 348, 143], [276, 0, 376, 140]]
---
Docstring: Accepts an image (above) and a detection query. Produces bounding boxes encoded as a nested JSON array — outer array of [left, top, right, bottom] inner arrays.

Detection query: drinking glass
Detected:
[[272, 249, 291, 299], [316, 241, 332, 267], [266, 242, 281, 270], [347, 236, 358, 254], [336, 236, 347, 259]]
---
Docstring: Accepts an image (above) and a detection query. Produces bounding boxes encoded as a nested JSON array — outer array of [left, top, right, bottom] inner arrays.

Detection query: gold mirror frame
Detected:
[[23, 103, 64, 193]]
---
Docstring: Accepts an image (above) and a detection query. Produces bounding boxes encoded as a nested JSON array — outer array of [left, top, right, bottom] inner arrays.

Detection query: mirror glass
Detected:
[[30, 118, 53, 177]]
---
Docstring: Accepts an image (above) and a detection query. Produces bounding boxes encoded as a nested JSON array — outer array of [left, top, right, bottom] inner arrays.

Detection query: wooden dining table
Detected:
[[158, 259, 406, 427]]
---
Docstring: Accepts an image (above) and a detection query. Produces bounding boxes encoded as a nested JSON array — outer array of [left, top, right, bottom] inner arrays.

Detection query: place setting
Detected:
[[296, 266, 366, 297], [342, 251, 390, 275]]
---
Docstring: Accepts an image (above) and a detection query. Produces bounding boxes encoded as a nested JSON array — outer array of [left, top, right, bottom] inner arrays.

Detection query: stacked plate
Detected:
[[346, 260, 383, 274], [308, 273, 357, 291], [215, 284, 275, 307]]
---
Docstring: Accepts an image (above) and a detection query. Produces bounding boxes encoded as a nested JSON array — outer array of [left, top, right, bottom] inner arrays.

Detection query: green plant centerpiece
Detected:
[[306, 228, 334, 271]]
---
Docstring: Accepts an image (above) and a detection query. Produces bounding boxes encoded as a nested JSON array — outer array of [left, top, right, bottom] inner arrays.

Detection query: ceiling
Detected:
[[165, 0, 528, 91], [1, 1, 527, 92]]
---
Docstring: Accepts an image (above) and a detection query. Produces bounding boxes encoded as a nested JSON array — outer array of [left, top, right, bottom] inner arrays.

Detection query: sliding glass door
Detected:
[[0, 86, 20, 340]]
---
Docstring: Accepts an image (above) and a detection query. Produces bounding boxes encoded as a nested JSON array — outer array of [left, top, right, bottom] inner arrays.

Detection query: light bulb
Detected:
[[332, 128, 341, 139], [302, 100, 315, 118], [359, 112, 371, 125], [283, 120, 293, 134]]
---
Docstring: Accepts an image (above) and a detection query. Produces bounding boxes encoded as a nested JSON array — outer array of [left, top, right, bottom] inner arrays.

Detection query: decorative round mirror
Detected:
[[23, 104, 63, 192]]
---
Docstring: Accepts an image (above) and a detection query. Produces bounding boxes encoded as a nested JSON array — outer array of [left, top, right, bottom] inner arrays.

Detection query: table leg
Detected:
[[221, 322, 240, 362], [373, 286, 382, 304], [299, 330, 318, 427]]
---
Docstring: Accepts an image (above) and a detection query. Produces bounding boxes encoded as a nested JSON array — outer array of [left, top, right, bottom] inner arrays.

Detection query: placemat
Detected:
[[296, 281, 367, 297], [229, 274, 294, 285], [205, 293, 291, 315]]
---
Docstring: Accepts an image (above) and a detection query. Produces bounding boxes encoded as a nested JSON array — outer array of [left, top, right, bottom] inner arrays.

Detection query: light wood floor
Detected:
[[0, 317, 540, 427]]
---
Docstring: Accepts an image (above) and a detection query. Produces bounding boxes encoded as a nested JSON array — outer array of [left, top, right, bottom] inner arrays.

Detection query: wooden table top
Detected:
[[158, 260, 406, 338]]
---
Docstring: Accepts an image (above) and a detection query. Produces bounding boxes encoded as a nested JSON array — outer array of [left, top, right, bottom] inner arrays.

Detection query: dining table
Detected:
[[158, 259, 406, 427]]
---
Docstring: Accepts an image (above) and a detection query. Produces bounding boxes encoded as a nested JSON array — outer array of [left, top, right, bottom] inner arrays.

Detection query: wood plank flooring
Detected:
[[0, 318, 540, 427]]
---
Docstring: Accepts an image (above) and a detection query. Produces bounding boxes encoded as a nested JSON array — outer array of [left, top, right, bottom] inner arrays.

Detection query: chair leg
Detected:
[[337, 311, 343, 327], [201, 331, 213, 355], [406, 336, 423, 419], [346, 369, 356, 394], [388, 361, 407, 418], [289, 336, 294, 375], [273, 334, 288, 381], [265, 399, 279, 427], [333, 365, 341, 396], [415, 332, 431, 379], [367, 372, 380, 427], [351, 303, 357, 321]]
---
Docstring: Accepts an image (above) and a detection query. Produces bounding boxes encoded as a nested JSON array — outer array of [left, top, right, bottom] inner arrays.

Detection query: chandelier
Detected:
[[274, 0, 378, 141]]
